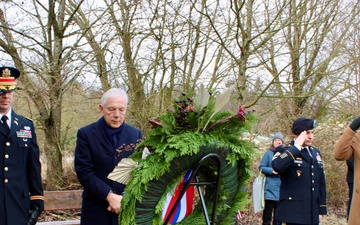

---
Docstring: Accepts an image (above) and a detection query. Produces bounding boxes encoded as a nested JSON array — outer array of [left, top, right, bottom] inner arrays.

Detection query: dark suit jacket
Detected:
[[272, 143, 327, 224], [74, 118, 142, 225], [0, 110, 44, 225]]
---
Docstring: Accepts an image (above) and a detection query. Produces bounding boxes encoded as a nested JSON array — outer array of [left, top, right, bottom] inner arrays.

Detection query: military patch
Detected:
[[272, 151, 281, 160], [296, 170, 302, 176], [280, 153, 288, 159]]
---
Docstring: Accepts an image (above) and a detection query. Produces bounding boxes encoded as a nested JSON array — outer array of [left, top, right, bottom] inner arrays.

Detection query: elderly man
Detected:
[[272, 117, 327, 225], [334, 117, 360, 225], [74, 88, 142, 225]]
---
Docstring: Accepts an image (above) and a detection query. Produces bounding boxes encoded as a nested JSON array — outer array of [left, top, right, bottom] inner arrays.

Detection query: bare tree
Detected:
[[0, 0, 359, 190], [181, 0, 291, 106], [0, 0, 89, 190], [252, 0, 360, 130], [84, 0, 239, 130], [67, 0, 112, 91], [332, 16, 360, 119]]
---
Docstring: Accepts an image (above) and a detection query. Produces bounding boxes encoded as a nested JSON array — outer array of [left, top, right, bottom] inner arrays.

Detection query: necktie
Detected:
[[303, 147, 312, 158], [1, 115, 10, 133]]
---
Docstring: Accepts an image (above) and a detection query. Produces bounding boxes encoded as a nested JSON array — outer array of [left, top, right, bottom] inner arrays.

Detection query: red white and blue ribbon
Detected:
[[162, 169, 195, 224], [237, 210, 244, 220]]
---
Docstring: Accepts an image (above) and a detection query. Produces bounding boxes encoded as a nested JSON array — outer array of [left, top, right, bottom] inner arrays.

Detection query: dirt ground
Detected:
[[236, 206, 347, 225], [39, 209, 80, 222], [39, 206, 347, 224]]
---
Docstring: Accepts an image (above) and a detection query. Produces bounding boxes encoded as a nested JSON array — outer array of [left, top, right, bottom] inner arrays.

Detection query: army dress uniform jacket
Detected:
[[74, 118, 142, 225], [271, 144, 327, 224], [0, 110, 44, 225]]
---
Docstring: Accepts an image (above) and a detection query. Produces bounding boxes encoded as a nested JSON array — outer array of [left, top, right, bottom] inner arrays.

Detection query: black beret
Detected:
[[291, 117, 316, 135]]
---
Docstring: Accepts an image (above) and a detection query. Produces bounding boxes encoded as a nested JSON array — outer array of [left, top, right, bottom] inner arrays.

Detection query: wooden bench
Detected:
[[37, 190, 82, 225]]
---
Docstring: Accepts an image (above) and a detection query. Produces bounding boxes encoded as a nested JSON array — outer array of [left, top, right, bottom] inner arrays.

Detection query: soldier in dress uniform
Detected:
[[271, 117, 327, 225], [0, 66, 44, 225]]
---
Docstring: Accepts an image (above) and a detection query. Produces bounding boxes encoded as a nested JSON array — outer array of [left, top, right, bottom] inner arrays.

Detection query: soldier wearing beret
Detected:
[[271, 117, 327, 225], [0, 67, 44, 225]]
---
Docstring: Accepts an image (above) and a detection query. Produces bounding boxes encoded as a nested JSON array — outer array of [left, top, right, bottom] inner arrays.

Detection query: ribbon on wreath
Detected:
[[162, 169, 195, 224]]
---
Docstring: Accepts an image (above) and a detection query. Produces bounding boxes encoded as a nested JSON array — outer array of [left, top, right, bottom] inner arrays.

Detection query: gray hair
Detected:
[[101, 88, 129, 106]]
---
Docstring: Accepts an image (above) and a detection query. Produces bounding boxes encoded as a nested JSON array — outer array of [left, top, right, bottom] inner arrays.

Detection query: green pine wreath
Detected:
[[118, 86, 257, 225]]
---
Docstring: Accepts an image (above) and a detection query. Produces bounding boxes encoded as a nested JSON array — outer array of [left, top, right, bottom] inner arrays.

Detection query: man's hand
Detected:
[[295, 131, 308, 147], [350, 117, 360, 131], [28, 207, 42, 225], [106, 192, 123, 214]]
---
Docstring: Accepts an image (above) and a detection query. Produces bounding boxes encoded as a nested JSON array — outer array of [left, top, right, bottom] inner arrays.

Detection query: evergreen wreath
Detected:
[[117, 85, 257, 225]]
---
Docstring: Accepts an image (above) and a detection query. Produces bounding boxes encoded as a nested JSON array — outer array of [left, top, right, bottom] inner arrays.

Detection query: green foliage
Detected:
[[118, 88, 258, 224]]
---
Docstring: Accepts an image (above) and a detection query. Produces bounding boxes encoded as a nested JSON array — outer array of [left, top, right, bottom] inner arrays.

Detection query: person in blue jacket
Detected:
[[272, 117, 327, 225], [74, 88, 143, 225], [259, 132, 283, 225], [0, 66, 44, 225]]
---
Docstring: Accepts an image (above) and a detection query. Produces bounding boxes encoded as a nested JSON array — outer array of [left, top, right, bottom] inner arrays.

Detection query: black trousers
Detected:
[[347, 182, 354, 220], [262, 200, 278, 225]]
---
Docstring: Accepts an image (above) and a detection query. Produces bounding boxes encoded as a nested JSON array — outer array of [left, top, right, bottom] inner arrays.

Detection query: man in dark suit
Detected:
[[0, 66, 44, 225], [271, 117, 327, 225], [74, 88, 142, 225]]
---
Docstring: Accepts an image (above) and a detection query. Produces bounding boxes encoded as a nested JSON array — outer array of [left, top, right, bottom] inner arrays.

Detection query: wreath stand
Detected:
[[163, 153, 221, 225]]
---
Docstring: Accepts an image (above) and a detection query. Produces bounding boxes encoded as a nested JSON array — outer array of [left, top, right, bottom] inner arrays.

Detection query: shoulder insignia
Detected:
[[280, 152, 289, 159], [272, 151, 281, 160]]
